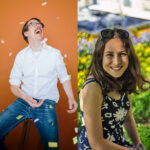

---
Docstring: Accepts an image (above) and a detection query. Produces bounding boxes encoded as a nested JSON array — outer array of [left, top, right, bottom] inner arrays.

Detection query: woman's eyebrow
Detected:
[[120, 50, 127, 53], [104, 50, 113, 53]]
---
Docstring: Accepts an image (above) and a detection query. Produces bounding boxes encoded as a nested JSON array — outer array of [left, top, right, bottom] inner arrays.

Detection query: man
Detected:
[[0, 18, 77, 150]]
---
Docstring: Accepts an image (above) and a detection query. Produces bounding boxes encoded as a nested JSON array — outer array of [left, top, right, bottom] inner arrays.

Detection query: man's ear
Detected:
[[24, 31, 28, 37]]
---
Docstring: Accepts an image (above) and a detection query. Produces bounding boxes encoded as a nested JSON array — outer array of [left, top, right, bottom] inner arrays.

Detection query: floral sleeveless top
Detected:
[[78, 78, 133, 150]]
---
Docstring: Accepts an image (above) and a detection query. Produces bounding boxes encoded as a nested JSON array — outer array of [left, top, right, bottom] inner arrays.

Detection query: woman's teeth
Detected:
[[111, 67, 122, 71]]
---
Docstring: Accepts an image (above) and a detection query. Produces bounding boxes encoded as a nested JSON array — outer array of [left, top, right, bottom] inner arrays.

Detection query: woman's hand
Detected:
[[135, 144, 145, 150], [128, 148, 136, 150]]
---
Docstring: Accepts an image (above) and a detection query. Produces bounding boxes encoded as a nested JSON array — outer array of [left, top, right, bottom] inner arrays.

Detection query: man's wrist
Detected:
[[22, 95, 28, 101]]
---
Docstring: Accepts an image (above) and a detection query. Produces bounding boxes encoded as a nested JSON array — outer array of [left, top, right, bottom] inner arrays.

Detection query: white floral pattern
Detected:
[[107, 133, 115, 142], [113, 107, 128, 122], [113, 101, 118, 107], [102, 103, 108, 109]]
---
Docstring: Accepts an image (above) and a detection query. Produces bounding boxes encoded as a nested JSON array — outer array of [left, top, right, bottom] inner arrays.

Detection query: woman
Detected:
[[78, 28, 148, 150]]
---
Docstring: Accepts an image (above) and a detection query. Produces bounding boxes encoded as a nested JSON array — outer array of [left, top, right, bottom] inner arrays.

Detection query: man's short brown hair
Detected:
[[22, 18, 44, 43]]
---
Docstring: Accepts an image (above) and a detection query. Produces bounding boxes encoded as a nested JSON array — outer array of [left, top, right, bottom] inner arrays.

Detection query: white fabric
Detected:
[[9, 43, 69, 102]]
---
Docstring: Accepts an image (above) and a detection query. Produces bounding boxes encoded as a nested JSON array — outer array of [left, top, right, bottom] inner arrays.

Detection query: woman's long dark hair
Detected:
[[87, 29, 150, 95]]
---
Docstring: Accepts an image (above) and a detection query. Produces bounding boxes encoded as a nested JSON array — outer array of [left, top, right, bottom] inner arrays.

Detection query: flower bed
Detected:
[[78, 27, 150, 149]]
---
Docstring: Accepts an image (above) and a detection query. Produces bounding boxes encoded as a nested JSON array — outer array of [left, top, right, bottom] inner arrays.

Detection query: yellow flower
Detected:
[[137, 52, 142, 57], [89, 37, 94, 42], [78, 71, 85, 77], [145, 47, 150, 54], [80, 57, 87, 63], [136, 43, 144, 50], [146, 57, 150, 63], [141, 62, 147, 67], [146, 67, 150, 72]]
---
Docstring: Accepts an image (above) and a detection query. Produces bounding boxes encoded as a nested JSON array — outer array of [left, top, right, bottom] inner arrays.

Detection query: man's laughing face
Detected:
[[24, 19, 43, 42]]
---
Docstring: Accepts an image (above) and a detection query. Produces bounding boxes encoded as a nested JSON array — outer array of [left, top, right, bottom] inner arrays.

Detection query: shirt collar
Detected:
[[27, 43, 48, 53]]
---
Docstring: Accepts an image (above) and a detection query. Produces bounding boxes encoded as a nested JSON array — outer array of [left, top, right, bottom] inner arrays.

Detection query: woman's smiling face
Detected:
[[102, 38, 129, 78]]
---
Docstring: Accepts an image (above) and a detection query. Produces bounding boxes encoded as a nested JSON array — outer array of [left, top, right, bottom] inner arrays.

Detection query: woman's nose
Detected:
[[113, 55, 121, 65]]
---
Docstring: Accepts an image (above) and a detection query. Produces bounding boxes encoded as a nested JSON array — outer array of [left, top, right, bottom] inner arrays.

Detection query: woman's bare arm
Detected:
[[81, 82, 131, 150], [123, 95, 141, 145]]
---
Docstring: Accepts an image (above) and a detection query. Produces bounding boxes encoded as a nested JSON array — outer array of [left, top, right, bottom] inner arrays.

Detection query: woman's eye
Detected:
[[106, 53, 113, 57], [120, 53, 127, 56]]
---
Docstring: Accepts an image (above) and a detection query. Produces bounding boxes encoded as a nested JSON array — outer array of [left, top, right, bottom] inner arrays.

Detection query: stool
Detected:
[[18, 119, 32, 150]]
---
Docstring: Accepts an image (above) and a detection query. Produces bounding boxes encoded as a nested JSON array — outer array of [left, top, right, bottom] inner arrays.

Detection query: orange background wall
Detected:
[[0, 0, 77, 149]]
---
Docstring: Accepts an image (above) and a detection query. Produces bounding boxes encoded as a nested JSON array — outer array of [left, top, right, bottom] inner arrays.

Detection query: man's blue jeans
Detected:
[[0, 98, 59, 150]]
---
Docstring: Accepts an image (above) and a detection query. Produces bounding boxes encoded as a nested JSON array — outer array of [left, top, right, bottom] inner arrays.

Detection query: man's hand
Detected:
[[67, 99, 77, 113], [10, 85, 44, 108], [25, 96, 44, 108], [62, 80, 77, 113]]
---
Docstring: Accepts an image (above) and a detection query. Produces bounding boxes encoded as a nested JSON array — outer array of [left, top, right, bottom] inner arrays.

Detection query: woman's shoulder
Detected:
[[80, 77, 104, 111], [80, 76, 104, 111], [82, 75, 101, 89], [81, 76, 102, 97]]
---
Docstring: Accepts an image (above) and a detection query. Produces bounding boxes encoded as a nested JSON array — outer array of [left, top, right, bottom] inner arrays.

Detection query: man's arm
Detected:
[[9, 53, 44, 108], [10, 85, 44, 107], [62, 80, 77, 113], [55, 51, 77, 113]]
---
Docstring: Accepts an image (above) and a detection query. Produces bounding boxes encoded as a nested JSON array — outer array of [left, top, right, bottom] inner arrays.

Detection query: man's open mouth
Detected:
[[35, 28, 42, 34]]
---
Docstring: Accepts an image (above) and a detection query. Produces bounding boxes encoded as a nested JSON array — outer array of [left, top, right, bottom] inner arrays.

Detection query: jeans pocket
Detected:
[[16, 98, 30, 107]]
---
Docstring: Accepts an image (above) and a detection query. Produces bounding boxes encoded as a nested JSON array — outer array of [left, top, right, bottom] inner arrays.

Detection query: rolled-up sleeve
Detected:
[[56, 51, 69, 83], [9, 53, 23, 87]]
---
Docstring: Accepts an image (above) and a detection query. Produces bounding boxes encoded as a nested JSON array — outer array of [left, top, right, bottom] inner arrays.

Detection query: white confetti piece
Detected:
[[74, 127, 78, 133], [9, 52, 12, 57], [34, 118, 39, 123], [41, 37, 48, 44], [1, 40, 5, 44], [41, 2, 47, 6], [19, 22, 25, 24], [56, 16, 60, 20], [64, 54, 67, 58]]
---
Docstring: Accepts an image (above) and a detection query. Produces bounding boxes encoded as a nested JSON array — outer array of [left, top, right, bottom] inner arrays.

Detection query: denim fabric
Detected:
[[0, 98, 59, 150]]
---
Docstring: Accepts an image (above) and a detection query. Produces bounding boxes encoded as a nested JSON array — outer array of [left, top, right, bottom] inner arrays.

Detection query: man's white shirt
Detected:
[[9, 43, 69, 102]]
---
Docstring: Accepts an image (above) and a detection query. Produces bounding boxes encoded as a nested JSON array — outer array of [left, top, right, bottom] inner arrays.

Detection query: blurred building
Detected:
[[78, 0, 150, 32], [78, 0, 150, 11], [79, 0, 150, 11]]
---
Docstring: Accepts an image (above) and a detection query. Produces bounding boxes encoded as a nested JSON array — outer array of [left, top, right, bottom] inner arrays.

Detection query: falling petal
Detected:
[[41, 2, 47, 6], [51, 122, 54, 126], [74, 127, 78, 133], [1, 40, 5, 44], [56, 16, 60, 20], [41, 37, 48, 44], [34, 118, 39, 123], [19, 22, 25, 24], [16, 115, 23, 120], [9, 52, 12, 57], [64, 54, 67, 58], [73, 136, 78, 145], [48, 142, 58, 147], [49, 105, 53, 109], [68, 75, 71, 80]]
